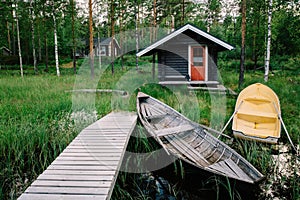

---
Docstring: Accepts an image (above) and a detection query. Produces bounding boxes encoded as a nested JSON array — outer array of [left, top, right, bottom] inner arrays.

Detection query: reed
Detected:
[[0, 60, 299, 199]]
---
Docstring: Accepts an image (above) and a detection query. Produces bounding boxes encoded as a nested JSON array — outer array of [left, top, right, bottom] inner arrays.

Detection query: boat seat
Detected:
[[234, 123, 279, 138], [243, 96, 271, 103], [236, 110, 278, 123], [236, 110, 278, 120], [155, 124, 194, 137]]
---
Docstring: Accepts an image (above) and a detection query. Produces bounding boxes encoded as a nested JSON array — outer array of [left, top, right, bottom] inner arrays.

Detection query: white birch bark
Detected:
[[52, 1, 60, 77], [38, 32, 42, 62], [264, 0, 272, 82], [15, 3, 23, 77], [135, 2, 139, 70], [30, 0, 37, 73]]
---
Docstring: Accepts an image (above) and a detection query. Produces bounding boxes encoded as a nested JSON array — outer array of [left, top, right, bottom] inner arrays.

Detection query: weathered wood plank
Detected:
[[207, 160, 237, 178], [25, 186, 110, 195], [47, 165, 115, 171], [58, 152, 122, 157], [18, 194, 106, 200], [51, 160, 119, 166], [66, 146, 125, 150], [31, 180, 111, 187], [70, 142, 127, 145], [155, 124, 194, 137], [37, 174, 114, 181], [55, 157, 121, 161], [43, 170, 115, 175], [224, 159, 250, 181], [166, 135, 210, 166], [75, 136, 127, 139], [65, 146, 123, 149], [68, 143, 125, 147]]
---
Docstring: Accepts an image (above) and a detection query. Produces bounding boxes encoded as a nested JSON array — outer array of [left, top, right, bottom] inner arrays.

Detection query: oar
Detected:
[[273, 102, 298, 154], [221, 101, 244, 134]]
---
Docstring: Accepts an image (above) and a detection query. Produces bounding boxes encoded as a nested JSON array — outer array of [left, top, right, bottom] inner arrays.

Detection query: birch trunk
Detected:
[[119, 0, 124, 70], [15, 3, 23, 77], [264, 0, 272, 82], [111, 1, 115, 75], [71, 0, 76, 74], [12, 9, 16, 55], [30, 0, 37, 74], [38, 30, 42, 62], [52, 1, 60, 77], [153, 0, 157, 42], [152, 0, 157, 79], [135, 1, 139, 71], [43, 9, 48, 70], [7, 21, 11, 50]]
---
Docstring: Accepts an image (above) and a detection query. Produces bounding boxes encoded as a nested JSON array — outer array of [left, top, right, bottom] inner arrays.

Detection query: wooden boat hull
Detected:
[[137, 92, 264, 184], [232, 83, 281, 143]]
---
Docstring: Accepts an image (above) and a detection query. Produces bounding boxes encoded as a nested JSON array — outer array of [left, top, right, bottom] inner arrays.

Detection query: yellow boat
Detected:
[[232, 83, 281, 143]]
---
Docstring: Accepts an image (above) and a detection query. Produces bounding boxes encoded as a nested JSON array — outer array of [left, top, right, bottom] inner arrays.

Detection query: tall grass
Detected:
[[0, 75, 80, 199], [0, 60, 299, 199]]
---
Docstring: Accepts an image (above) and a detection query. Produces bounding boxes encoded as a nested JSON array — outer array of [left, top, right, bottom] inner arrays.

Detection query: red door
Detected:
[[190, 46, 205, 81]]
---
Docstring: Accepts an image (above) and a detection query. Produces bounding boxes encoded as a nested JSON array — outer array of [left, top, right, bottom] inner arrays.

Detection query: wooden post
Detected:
[[152, 53, 156, 80]]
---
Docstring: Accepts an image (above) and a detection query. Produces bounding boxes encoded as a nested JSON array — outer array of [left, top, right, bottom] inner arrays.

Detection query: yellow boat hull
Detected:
[[232, 83, 281, 144]]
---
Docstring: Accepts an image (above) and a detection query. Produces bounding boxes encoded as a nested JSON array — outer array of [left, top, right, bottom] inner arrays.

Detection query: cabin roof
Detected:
[[0, 46, 12, 53], [137, 23, 235, 57], [94, 38, 120, 47]]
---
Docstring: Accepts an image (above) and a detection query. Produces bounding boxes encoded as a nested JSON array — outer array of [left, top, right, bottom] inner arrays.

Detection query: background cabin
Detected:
[[0, 46, 12, 56], [137, 24, 234, 86], [94, 38, 121, 57]]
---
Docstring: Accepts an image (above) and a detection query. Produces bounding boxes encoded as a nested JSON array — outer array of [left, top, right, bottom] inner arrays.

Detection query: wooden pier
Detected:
[[18, 112, 137, 200]]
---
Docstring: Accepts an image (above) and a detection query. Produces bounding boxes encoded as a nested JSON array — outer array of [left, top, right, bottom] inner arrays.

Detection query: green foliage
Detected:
[[0, 75, 79, 199]]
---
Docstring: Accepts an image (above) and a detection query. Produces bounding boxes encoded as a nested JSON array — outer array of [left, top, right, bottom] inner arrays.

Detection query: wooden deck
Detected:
[[18, 112, 137, 200]]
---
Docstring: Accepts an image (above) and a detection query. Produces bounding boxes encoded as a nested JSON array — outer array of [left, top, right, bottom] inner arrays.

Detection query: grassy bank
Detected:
[[0, 62, 299, 199]]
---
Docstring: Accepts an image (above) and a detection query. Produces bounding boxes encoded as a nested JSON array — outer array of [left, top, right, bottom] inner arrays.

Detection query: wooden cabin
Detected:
[[95, 38, 121, 57], [0, 46, 12, 56], [137, 24, 234, 86]]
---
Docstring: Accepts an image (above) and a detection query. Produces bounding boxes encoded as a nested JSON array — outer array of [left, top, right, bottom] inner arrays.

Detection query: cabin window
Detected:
[[193, 47, 204, 66], [100, 46, 106, 56]]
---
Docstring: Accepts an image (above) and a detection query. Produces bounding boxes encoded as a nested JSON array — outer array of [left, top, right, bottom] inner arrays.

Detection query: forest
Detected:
[[0, 0, 299, 200], [0, 0, 299, 77]]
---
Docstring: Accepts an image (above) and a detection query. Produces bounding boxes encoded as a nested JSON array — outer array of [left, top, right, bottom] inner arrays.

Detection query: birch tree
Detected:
[[110, 0, 115, 75], [71, 0, 76, 74], [30, 0, 37, 74], [14, 2, 23, 77], [152, 0, 157, 79], [119, 0, 125, 70], [264, 0, 272, 82], [43, 7, 49, 71], [135, 0, 139, 70], [51, 0, 60, 76]]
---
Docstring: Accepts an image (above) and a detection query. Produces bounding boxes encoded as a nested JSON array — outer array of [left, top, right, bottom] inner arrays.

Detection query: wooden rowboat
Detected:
[[137, 92, 264, 184], [232, 83, 281, 144]]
